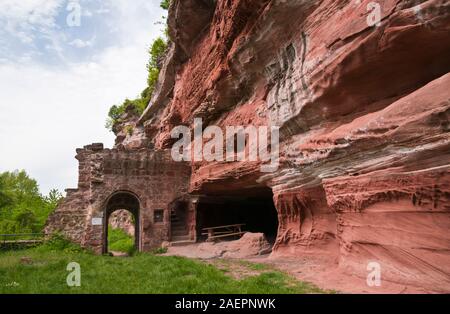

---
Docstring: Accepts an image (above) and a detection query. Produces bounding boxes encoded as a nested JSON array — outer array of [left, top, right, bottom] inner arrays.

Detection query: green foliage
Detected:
[[0, 248, 329, 293], [37, 233, 85, 254], [108, 104, 125, 122], [151, 247, 168, 255], [105, 17, 169, 132], [108, 226, 134, 255], [105, 97, 151, 132], [0, 176, 12, 208], [124, 125, 134, 136], [160, 0, 170, 10], [0, 170, 62, 235], [148, 37, 167, 69], [45, 189, 63, 209], [145, 36, 168, 95]]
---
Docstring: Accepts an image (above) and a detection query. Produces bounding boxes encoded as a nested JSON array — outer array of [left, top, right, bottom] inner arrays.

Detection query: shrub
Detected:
[[151, 247, 168, 255], [105, 7, 169, 132], [125, 125, 134, 136], [160, 0, 170, 10], [105, 98, 150, 132], [38, 233, 85, 253]]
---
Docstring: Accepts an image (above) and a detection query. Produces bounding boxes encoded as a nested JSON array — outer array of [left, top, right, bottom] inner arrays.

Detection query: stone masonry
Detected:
[[45, 143, 191, 253]]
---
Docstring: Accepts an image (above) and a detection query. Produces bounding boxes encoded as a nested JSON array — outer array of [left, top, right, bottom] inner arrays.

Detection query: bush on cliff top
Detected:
[[160, 0, 170, 10], [105, 1, 170, 131]]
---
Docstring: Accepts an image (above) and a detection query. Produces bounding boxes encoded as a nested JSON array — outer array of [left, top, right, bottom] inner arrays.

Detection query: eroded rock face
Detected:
[[168, 232, 272, 259], [222, 232, 272, 258], [109, 210, 135, 236], [137, 0, 450, 291]]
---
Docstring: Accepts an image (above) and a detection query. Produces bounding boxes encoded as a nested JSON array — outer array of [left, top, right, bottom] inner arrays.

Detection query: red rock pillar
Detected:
[[323, 169, 450, 291], [272, 185, 338, 258]]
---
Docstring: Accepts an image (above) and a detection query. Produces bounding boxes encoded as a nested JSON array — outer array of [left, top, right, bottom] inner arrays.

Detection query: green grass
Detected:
[[108, 226, 134, 254], [238, 260, 270, 271], [0, 246, 327, 294]]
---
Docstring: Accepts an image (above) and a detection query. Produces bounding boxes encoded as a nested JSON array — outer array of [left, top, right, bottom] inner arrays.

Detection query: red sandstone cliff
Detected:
[[129, 0, 449, 292]]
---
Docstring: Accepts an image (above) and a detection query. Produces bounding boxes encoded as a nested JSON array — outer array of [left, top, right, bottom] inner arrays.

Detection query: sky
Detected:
[[0, 0, 166, 195]]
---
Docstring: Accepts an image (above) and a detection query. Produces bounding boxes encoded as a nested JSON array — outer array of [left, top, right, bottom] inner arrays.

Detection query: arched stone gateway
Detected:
[[45, 144, 192, 254], [103, 191, 140, 254], [44, 143, 281, 254]]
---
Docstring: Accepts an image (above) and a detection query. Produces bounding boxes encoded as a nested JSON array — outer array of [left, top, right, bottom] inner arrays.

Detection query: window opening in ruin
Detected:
[[154, 209, 164, 223]]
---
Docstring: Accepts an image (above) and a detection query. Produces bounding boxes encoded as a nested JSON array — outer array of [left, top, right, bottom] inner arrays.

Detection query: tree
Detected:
[[46, 189, 64, 208], [0, 176, 12, 208], [14, 209, 37, 231], [0, 170, 62, 234]]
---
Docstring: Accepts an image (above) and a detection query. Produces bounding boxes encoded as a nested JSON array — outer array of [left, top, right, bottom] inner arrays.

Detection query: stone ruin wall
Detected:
[[45, 144, 191, 253]]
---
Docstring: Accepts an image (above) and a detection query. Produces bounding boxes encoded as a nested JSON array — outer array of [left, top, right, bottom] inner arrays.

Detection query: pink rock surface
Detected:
[[145, 0, 450, 292], [166, 233, 271, 259]]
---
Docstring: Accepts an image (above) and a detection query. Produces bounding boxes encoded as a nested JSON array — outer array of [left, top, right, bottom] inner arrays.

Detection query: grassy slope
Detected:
[[0, 248, 327, 294], [108, 226, 134, 254]]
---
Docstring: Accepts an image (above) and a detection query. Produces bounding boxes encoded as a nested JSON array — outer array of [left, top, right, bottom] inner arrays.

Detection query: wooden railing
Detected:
[[0, 233, 45, 250], [202, 224, 246, 242]]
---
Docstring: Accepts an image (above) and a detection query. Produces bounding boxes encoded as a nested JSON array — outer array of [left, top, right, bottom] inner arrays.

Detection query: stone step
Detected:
[[172, 230, 188, 237], [171, 235, 191, 242], [172, 226, 187, 232], [170, 240, 196, 247]]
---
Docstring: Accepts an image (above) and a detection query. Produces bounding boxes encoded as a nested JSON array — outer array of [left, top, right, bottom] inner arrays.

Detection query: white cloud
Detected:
[[0, 1, 165, 195], [0, 0, 63, 32], [69, 36, 96, 48], [17, 32, 34, 44], [0, 44, 147, 194]]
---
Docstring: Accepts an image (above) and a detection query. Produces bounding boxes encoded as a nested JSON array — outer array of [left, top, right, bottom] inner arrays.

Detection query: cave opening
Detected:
[[196, 187, 279, 244]]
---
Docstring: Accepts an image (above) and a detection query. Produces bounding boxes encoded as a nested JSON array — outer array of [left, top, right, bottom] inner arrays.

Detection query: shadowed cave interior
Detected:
[[195, 187, 279, 243]]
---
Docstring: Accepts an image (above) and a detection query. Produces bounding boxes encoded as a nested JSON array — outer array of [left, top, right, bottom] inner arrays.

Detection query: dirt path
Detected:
[[110, 251, 129, 257], [165, 244, 432, 294]]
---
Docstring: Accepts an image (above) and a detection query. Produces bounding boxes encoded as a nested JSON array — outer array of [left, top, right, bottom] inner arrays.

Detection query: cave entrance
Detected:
[[196, 187, 278, 244], [103, 192, 140, 255]]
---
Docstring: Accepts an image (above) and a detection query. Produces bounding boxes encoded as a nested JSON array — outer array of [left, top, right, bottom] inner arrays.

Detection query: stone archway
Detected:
[[103, 191, 140, 254]]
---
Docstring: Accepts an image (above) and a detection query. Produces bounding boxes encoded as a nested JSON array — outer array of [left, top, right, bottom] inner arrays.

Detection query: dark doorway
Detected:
[[196, 187, 279, 244], [170, 201, 191, 242], [103, 192, 140, 254]]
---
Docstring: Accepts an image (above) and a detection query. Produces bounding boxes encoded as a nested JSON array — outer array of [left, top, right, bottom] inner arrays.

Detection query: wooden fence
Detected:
[[0, 233, 45, 250]]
